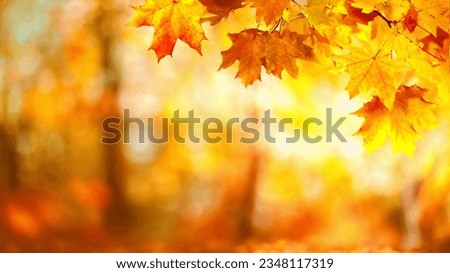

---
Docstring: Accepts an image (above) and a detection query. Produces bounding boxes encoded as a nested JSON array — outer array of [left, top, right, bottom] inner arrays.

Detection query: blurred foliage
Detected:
[[0, 0, 449, 252]]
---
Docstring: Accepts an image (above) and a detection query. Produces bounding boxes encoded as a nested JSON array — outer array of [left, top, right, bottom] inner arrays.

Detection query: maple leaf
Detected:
[[285, 4, 333, 55], [407, 50, 450, 103], [220, 29, 267, 86], [245, 0, 290, 24], [199, 0, 244, 25], [355, 85, 438, 155], [265, 30, 315, 78], [220, 29, 315, 85], [130, 0, 208, 61], [300, 0, 341, 34], [414, 0, 449, 36], [335, 20, 411, 109], [338, 47, 400, 108], [403, 4, 419, 33]]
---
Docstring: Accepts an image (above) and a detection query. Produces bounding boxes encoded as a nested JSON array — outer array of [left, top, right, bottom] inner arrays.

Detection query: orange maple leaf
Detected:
[[220, 29, 267, 86], [130, 0, 208, 61], [265, 30, 315, 78], [220, 29, 315, 86]]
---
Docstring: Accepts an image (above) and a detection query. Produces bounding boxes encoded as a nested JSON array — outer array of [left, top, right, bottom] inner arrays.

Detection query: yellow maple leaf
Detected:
[[336, 47, 402, 109], [245, 0, 290, 24], [407, 53, 450, 104], [300, 0, 342, 34], [265, 30, 315, 78], [335, 20, 411, 109], [130, 0, 208, 61], [220, 29, 267, 86], [414, 0, 449, 36], [355, 85, 438, 155]]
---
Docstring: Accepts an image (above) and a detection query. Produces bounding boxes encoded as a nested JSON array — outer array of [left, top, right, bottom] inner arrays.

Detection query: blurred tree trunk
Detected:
[[233, 106, 263, 242], [0, 4, 19, 191], [400, 178, 422, 249], [236, 150, 261, 241], [0, 84, 20, 191], [0, 123, 19, 191], [94, 1, 133, 234], [396, 154, 423, 250]]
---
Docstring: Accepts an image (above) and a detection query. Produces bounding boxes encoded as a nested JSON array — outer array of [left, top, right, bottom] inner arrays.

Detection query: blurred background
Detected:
[[0, 0, 449, 252]]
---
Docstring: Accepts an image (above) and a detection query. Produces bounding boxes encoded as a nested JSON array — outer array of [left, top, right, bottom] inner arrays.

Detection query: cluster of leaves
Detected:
[[130, 0, 449, 155]]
